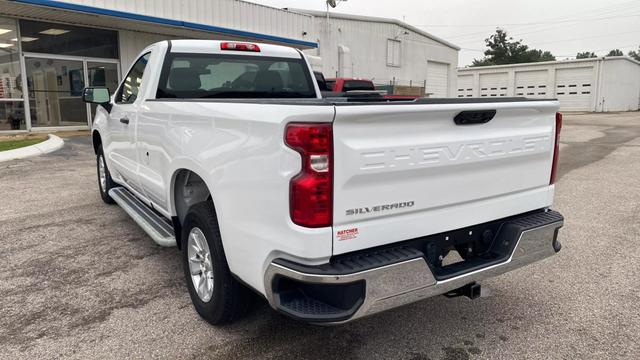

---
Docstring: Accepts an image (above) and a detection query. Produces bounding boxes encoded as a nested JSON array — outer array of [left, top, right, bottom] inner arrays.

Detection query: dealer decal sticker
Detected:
[[337, 228, 359, 241]]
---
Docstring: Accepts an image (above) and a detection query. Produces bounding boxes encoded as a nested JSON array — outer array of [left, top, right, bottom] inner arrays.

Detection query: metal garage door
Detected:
[[426, 62, 449, 98], [515, 70, 549, 98], [457, 75, 473, 98], [479, 73, 508, 97], [555, 67, 594, 111]]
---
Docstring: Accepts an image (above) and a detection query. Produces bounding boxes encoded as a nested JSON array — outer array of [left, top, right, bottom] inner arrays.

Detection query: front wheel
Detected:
[[96, 147, 116, 204], [181, 202, 250, 325]]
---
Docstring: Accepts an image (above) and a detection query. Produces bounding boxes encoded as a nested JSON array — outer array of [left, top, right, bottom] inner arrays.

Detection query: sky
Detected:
[[246, 0, 640, 66]]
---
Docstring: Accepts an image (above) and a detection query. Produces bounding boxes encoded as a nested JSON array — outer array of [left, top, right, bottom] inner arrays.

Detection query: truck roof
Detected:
[[166, 39, 303, 59], [326, 78, 373, 82]]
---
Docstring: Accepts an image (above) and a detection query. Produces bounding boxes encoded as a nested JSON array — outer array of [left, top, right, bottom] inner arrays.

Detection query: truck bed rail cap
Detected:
[[168, 39, 303, 59]]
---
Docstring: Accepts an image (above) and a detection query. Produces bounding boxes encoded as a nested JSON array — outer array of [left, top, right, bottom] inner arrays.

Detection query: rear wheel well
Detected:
[[92, 131, 102, 155], [173, 170, 213, 248]]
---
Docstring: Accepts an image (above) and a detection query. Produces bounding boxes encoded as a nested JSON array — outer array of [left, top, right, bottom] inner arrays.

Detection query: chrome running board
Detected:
[[109, 187, 176, 247]]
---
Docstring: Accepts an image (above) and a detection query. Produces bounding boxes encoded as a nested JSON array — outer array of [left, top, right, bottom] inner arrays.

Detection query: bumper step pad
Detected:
[[273, 246, 424, 275], [509, 210, 564, 230]]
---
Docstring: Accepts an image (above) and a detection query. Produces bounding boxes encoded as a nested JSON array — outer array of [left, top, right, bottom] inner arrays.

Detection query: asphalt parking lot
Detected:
[[1, 112, 639, 359]]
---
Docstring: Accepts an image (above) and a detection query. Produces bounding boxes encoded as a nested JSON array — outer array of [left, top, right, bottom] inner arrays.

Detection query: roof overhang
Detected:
[[287, 8, 460, 51], [3, 0, 318, 49]]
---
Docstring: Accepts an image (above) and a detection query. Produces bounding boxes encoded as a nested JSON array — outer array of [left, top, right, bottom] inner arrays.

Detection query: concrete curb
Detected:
[[0, 134, 65, 163]]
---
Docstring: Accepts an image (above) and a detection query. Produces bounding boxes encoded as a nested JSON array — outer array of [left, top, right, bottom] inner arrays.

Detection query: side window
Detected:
[[116, 53, 150, 104]]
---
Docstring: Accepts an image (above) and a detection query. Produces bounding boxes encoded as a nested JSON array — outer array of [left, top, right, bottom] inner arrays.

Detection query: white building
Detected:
[[291, 9, 460, 98], [0, 0, 460, 133], [457, 57, 640, 112]]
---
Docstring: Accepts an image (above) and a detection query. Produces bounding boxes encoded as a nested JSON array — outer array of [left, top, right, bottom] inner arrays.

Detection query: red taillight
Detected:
[[550, 112, 563, 185], [285, 123, 333, 228], [220, 42, 261, 52]]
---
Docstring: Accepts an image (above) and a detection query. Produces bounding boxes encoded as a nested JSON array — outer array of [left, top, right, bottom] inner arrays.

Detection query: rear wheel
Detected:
[[181, 201, 250, 324], [97, 147, 116, 204]]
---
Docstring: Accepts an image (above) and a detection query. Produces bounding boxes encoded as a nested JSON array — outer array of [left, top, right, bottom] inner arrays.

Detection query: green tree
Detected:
[[472, 29, 556, 66], [628, 47, 640, 61], [576, 51, 597, 59], [606, 49, 624, 57]]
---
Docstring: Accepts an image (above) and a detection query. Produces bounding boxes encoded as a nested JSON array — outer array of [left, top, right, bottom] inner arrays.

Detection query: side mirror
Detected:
[[82, 87, 110, 104]]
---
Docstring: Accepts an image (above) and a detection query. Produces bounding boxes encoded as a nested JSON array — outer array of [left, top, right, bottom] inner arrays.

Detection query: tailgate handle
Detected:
[[454, 110, 496, 125]]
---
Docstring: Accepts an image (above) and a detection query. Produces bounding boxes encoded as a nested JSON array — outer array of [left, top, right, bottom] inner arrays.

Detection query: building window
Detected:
[[0, 17, 26, 131], [19, 20, 119, 59], [387, 39, 401, 67]]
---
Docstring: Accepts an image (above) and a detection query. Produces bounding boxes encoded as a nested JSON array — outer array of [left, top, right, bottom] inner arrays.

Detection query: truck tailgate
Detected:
[[332, 101, 559, 254]]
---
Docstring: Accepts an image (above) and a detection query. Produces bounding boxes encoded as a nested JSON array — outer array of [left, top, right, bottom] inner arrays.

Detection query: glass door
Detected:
[[25, 56, 87, 128], [0, 17, 26, 131], [87, 61, 120, 123]]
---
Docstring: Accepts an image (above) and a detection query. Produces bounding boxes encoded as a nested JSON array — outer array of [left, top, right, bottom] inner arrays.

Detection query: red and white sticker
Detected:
[[337, 228, 359, 241]]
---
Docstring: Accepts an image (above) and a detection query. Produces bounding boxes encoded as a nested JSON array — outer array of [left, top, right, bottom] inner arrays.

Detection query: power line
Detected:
[[413, 12, 640, 27], [405, 30, 640, 54], [423, 2, 640, 42], [416, 0, 640, 29], [435, 12, 640, 41], [530, 30, 640, 47], [398, 2, 640, 58], [460, 43, 640, 58], [554, 44, 640, 57], [448, 1, 640, 62], [458, 29, 640, 50]]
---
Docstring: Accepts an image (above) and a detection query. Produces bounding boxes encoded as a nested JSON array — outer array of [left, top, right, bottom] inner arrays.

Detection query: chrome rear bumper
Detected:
[[264, 210, 564, 324]]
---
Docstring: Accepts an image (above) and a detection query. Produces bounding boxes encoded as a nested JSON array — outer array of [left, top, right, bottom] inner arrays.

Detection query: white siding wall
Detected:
[[457, 58, 640, 112], [599, 58, 640, 112], [306, 16, 459, 97], [119, 31, 180, 72], [56, 0, 316, 43]]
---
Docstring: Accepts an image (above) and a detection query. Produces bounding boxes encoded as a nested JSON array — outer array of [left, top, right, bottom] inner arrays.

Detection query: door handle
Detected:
[[120, 117, 130, 125], [454, 110, 496, 125]]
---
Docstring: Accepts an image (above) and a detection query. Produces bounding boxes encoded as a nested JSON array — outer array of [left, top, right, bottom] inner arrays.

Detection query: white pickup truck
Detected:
[[83, 40, 564, 325]]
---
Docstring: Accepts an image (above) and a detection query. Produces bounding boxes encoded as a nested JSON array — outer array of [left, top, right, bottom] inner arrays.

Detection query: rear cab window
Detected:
[[342, 80, 375, 92], [156, 53, 316, 99], [325, 80, 336, 91]]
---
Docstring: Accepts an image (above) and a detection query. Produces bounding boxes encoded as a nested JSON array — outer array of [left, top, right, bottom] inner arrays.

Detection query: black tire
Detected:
[[96, 146, 116, 204], [181, 201, 250, 325]]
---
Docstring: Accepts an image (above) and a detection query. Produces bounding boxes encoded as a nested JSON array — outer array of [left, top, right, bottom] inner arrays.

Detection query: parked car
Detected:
[[83, 40, 564, 325], [326, 77, 420, 100]]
